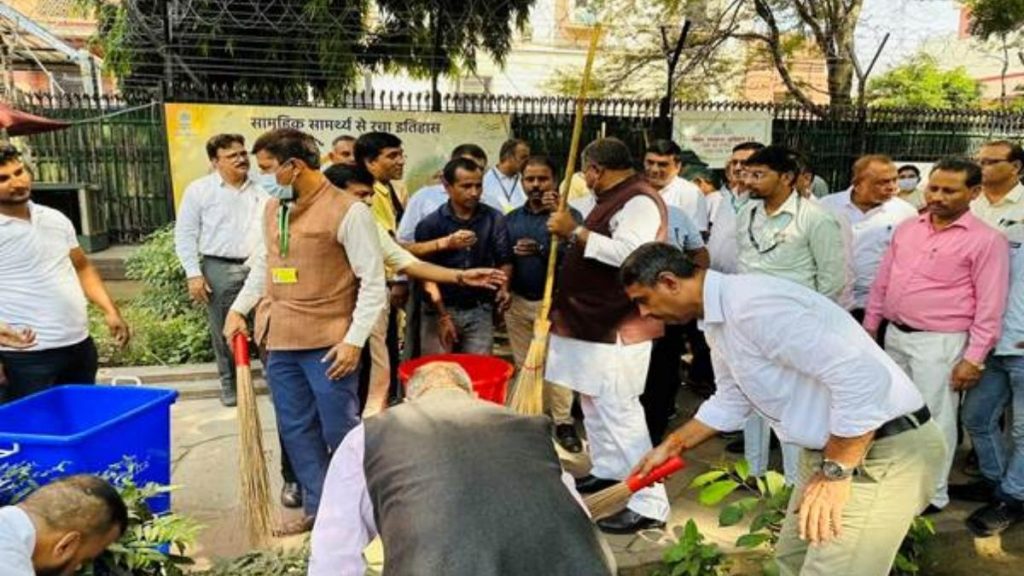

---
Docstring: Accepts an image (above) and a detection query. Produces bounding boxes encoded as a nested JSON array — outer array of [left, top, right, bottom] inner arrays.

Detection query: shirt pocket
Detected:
[[917, 250, 969, 283]]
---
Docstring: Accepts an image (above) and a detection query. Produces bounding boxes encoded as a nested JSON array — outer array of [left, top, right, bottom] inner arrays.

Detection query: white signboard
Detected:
[[672, 110, 773, 167]]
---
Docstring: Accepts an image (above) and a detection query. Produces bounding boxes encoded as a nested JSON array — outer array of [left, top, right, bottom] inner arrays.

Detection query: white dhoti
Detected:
[[546, 333, 670, 521]]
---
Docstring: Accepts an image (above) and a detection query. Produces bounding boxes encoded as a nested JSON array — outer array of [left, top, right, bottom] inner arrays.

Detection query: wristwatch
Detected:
[[821, 459, 854, 481], [570, 225, 585, 244]]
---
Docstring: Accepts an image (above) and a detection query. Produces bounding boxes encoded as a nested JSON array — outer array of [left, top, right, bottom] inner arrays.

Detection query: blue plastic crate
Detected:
[[0, 385, 178, 513]]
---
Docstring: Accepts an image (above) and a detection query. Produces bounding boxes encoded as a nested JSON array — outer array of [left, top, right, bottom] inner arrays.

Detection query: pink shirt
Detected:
[[864, 211, 1009, 363]]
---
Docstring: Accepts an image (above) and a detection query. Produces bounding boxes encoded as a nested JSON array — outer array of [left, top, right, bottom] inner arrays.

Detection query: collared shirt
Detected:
[[667, 206, 705, 252], [308, 422, 589, 576], [737, 191, 847, 302], [705, 191, 723, 225], [369, 181, 406, 235], [505, 204, 582, 301], [707, 186, 747, 274], [659, 177, 709, 232], [864, 211, 1009, 363], [414, 202, 512, 308], [971, 183, 1024, 229], [997, 222, 1024, 356], [230, 198, 386, 348], [0, 507, 35, 576], [820, 191, 918, 309], [173, 172, 268, 278], [396, 184, 447, 243], [0, 202, 88, 351], [695, 271, 924, 449], [482, 167, 527, 214]]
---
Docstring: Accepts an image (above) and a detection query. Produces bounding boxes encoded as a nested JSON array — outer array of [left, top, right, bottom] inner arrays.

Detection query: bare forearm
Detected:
[[405, 262, 459, 285], [405, 236, 451, 257], [823, 431, 874, 468], [78, 263, 119, 316], [423, 281, 446, 315], [662, 418, 720, 454]]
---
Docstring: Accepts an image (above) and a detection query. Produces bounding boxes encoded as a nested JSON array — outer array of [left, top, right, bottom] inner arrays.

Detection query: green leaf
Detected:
[[699, 480, 741, 506], [719, 504, 746, 527], [734, 459, 750, 480], [762, 559, 781, 576], [764, 471, 786, 497], [750, 512, 773, 533], [689, 469, 727, 488], [735, 533, 771, 548], [734, 496, 760, 512]]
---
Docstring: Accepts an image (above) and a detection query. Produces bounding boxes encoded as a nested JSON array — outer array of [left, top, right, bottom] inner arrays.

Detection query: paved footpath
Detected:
[[101, 364, 1023, 575]]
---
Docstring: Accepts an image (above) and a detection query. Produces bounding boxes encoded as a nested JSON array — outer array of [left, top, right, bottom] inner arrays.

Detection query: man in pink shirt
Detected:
[[865, 158, 1010, 513]]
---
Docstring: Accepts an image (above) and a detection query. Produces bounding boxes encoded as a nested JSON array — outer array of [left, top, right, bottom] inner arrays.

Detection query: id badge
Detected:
[[271, 267, 298, 284]]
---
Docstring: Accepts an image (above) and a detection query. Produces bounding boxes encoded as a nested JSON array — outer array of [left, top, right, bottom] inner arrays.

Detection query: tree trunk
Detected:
[[827, 55, 855, 111], [430, 2, 443, 112]]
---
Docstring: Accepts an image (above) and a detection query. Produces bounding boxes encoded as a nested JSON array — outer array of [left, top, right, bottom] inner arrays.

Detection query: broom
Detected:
[[584, 456, 686, 521], [233, 333, 273, 546], [508, 25, 603, 415]]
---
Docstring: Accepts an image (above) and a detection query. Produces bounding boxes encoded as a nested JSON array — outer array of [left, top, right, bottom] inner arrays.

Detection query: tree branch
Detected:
[[747, 0, 825, 116]]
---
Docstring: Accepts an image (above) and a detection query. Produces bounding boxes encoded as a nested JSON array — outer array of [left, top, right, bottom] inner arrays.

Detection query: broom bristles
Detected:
[[584, 483, 633, 521], [237, 365, 274, 547], [507, 319, 550, 415]]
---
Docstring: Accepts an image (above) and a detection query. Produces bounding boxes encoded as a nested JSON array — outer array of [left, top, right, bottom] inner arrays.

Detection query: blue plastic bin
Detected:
[[0, 385, 178, 513]]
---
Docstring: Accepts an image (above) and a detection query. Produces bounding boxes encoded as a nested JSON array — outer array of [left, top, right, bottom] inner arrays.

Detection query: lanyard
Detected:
[[277, 202, 291, 258], [492, 168, 519, 204]]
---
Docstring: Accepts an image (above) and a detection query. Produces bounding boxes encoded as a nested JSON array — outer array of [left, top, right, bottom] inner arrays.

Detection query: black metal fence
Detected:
[[13, 87, 1024, 242]]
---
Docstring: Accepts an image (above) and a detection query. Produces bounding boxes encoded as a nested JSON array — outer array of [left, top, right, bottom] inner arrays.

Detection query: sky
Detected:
[[856, 0, 962, 73]]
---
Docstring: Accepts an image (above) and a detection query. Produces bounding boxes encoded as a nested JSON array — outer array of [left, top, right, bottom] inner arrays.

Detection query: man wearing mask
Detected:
[[972, 140, 1024, 231], [504, 156, 583, 453], [707, 141, 765, 274], [644, 139, 708, 235], [545, 138, 670, 534], [224, 128, 386, 535], [174, 133, 268, 407], [897, 165, 925, 211], [483, 138, 531, 214]]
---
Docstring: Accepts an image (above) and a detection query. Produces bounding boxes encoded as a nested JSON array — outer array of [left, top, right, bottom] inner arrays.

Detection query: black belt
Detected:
[[891, 321, 924, 334], [875, 405, 930, 441], [202, 255, 246, 265]]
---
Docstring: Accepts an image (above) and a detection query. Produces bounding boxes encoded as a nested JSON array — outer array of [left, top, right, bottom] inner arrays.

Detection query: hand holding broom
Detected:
[[584, 456, 686, 521], [233, 333, 273, 546]]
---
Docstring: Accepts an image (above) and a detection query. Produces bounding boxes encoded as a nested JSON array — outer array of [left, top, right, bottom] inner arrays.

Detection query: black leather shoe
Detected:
[[597, 508, 665, 534], [575, 475, 618, 494], [966, 499, 1024, 537], [554, 424, 583, 453], [949, 479, 996, 503], [280, 482, 302, 509], [921, 504, 944, 516]]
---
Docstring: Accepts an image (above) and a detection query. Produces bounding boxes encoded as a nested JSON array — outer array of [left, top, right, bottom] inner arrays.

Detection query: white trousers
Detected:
[[744, 414, 802, 486], [580, 392, 670, 521], [883, 326, 967, 508]]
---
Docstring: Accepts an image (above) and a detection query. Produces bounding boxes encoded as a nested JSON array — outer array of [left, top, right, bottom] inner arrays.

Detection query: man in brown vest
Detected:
[[224, 128, 386, 535], [545, 138, 670, 534]]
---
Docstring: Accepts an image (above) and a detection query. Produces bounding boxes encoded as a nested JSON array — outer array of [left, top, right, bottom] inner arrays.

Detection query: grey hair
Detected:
[[406, 362, 474, 400], [581, 138, 633, 170]]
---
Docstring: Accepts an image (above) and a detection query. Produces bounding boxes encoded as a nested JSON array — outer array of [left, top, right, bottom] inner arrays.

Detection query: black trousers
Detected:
[[0, 337, 98, 403], [683, 320, 716, 398], [641, 324, 688, 444]]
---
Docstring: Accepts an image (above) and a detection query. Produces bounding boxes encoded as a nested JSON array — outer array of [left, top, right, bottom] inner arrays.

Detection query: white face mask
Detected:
[[898, 177, 919, 192]]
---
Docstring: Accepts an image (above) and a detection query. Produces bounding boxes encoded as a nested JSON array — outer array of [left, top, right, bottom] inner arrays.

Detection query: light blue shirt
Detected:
[[0, 507, 35, 576], [396, 184, 448, 243], [996, 222, 1024, 356], [667, 206, 704, 251]]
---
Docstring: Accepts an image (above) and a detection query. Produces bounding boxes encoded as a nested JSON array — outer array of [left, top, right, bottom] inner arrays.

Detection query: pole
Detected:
[[430, 0, 443, 112], [656, 21, 690, 140]]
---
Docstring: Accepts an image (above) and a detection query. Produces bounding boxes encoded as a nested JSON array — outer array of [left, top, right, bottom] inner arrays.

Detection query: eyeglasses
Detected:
[[219, 150, 249, 162], [977, 158, 1011, 167], [745, 170, 773, 182]]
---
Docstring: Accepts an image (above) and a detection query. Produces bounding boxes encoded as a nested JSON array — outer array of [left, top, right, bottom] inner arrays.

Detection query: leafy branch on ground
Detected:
[[654, 518, 728, 576]]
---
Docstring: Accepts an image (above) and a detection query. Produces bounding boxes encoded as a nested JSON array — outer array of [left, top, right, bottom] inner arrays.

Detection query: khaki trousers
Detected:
[[775, 420, 946, 576], [363, 303, 391, 418], [505, 294, 574, 425]]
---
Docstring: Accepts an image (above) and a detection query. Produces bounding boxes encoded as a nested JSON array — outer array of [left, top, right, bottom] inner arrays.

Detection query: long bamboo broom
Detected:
[[233, 333, 273, 546], [584, 456, 686, 521], [507, 25, 603, 415]]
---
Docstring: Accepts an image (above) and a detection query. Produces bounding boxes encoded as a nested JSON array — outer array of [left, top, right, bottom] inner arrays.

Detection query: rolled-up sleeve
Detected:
[[694, 343, 753, 432], [309, 424, 377, 576]]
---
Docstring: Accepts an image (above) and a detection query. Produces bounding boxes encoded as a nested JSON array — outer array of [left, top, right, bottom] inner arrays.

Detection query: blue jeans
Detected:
[[266, 348, 361, 516], [962, 354, 1024, 501], [421, 304, 494, 355]]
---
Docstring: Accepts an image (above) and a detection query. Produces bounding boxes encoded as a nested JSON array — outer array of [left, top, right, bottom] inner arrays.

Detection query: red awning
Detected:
[[0, 102, 70, 136]]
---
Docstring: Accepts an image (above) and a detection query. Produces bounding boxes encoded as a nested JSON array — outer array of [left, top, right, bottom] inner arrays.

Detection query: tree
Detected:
[[866, 54, 981, 109], [963, 0, 1024, 105], [367, 0, 537, 110]]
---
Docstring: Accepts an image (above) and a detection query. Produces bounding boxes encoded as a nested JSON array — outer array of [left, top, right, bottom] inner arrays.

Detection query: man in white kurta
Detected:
[[545, 138, 669, 533]]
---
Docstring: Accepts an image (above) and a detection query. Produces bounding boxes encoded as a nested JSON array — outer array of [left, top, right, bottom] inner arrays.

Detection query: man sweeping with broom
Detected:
[[543, 138, 670, 534]]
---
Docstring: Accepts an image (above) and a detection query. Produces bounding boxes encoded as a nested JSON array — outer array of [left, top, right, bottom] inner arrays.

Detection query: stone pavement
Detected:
[[119, 363, 1024, 574]]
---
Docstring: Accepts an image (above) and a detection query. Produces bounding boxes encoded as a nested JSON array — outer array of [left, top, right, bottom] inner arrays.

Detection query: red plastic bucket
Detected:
[[398, 354, 514, 405]]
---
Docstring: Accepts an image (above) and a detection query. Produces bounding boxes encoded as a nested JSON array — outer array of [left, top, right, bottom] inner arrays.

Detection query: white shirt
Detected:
[[659, 177, 709, 232], [569, 193, 596, 219], [707, 187, 747, 274], [705, 191, 723, 225], [396, 184, 447, 243], [230, 199, 386, 348], [545, 195, 662, 397], [819, 191, 918, 309], [0, 507, 35, 576], [482, 167, 527, 214], [0, 203, 88, 351], [696, 271, 925, 449], [173, 172, 269, 278], [971, 182, 1024, 229]]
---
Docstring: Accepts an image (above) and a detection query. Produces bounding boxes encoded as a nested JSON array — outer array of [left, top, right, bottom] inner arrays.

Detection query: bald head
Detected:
[[406, 362, 474, 400]]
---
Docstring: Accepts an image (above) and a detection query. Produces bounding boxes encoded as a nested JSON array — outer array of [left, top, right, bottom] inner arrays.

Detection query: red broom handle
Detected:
[[233, 333, 251, 368], [625, 456, 685, 493]]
